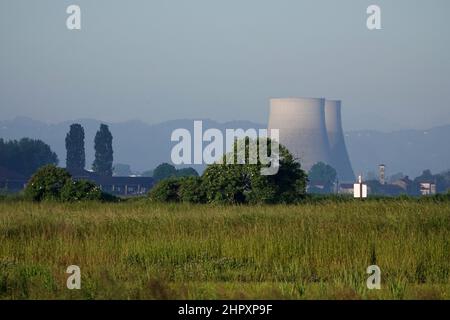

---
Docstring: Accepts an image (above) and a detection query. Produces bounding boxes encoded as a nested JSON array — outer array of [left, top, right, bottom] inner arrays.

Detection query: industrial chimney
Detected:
[[324, 100, 355, 182], [268, 98, 332, 172]]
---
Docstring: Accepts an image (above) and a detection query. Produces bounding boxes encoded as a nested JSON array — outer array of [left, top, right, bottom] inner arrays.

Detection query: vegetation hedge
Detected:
[[24, 165, 116, 202]]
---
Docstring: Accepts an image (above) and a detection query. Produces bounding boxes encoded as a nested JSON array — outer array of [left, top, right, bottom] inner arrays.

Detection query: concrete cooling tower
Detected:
[[268, 98, 332, 172], [268, 97, 355, 182], [324, 100, 355, 182]]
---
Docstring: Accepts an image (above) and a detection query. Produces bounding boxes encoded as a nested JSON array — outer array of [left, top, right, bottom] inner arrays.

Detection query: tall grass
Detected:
[[0, 200, 449, 299]]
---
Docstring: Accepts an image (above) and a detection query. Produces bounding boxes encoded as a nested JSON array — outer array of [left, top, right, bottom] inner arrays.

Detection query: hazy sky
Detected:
[[1, 0, 449, 131]]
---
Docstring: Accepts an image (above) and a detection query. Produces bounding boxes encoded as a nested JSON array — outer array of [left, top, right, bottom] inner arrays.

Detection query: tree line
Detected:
[[0, 138, 58, 177], [0, 123, 113, 178], [2, 122, 449, 202], [149, 139, 308, 204]]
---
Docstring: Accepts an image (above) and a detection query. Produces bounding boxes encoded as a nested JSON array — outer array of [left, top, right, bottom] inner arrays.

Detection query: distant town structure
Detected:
[[338, 183, 355, 195], [391, 176, 412, 192], [420, 182, 436, 196], [354, 175, 368, 198], [268, 97, 355, 182], [68, 169, 154, 196]]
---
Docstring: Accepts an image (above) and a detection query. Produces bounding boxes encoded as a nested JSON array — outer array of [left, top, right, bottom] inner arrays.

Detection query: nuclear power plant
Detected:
[[324, 100, 355, 182], [268, 97, 355, 182]]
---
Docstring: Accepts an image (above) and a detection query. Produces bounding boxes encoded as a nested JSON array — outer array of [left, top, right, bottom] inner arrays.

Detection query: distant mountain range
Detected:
[[1, 117, 449, 179]]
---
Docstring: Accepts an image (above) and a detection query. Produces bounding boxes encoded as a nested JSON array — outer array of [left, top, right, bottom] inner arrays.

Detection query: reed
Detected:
[[0, 200, 449, 299]]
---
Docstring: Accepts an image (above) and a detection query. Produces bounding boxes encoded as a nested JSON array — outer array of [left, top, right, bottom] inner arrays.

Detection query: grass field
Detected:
[[0, 199, 449, 299]]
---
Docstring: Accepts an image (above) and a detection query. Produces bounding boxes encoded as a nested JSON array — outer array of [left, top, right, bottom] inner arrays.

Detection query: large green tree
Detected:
[[0, 138, 58, 177], [308, 162, 337, 194], [152, 163, 177, 182], [201, 138, 307, 204], [152, 163, 199, 182], [92, 124, 113, 176], [65, 123, 85, 172]]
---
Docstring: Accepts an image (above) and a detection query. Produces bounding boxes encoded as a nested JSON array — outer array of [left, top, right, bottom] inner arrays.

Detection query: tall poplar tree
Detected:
[[65, 124, 85, 172], [92, 124, 113, 176]]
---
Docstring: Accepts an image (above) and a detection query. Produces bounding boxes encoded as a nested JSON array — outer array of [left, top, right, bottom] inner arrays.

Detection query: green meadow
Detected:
[[0, 199, 449, 299]]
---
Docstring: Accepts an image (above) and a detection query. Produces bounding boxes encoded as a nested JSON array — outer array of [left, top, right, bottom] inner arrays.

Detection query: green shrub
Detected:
[[419, 192, 450, 203], [99, 192, 120, 203], [201, 163, 250, 204], [0, 192, 26, 202], [178, 177, 205, 203], [148, 176, 205, 203], [24, 165, 72, 201], [60, 179, 103, 202], [148, 178, 181, 202], [23, 165, 116, 202]]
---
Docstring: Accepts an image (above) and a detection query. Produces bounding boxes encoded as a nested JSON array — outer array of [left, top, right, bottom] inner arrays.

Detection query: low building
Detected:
[[307, 181, 327, 192], [338, 183, 354, 195], [68, 169, 154, 196], [420, 182, 436, 196], [391, 176, 412, 192]]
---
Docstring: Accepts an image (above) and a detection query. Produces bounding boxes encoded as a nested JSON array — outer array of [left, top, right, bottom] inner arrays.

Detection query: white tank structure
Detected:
[[324, 100, 355, 182], [268, 98, 333, 173]]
